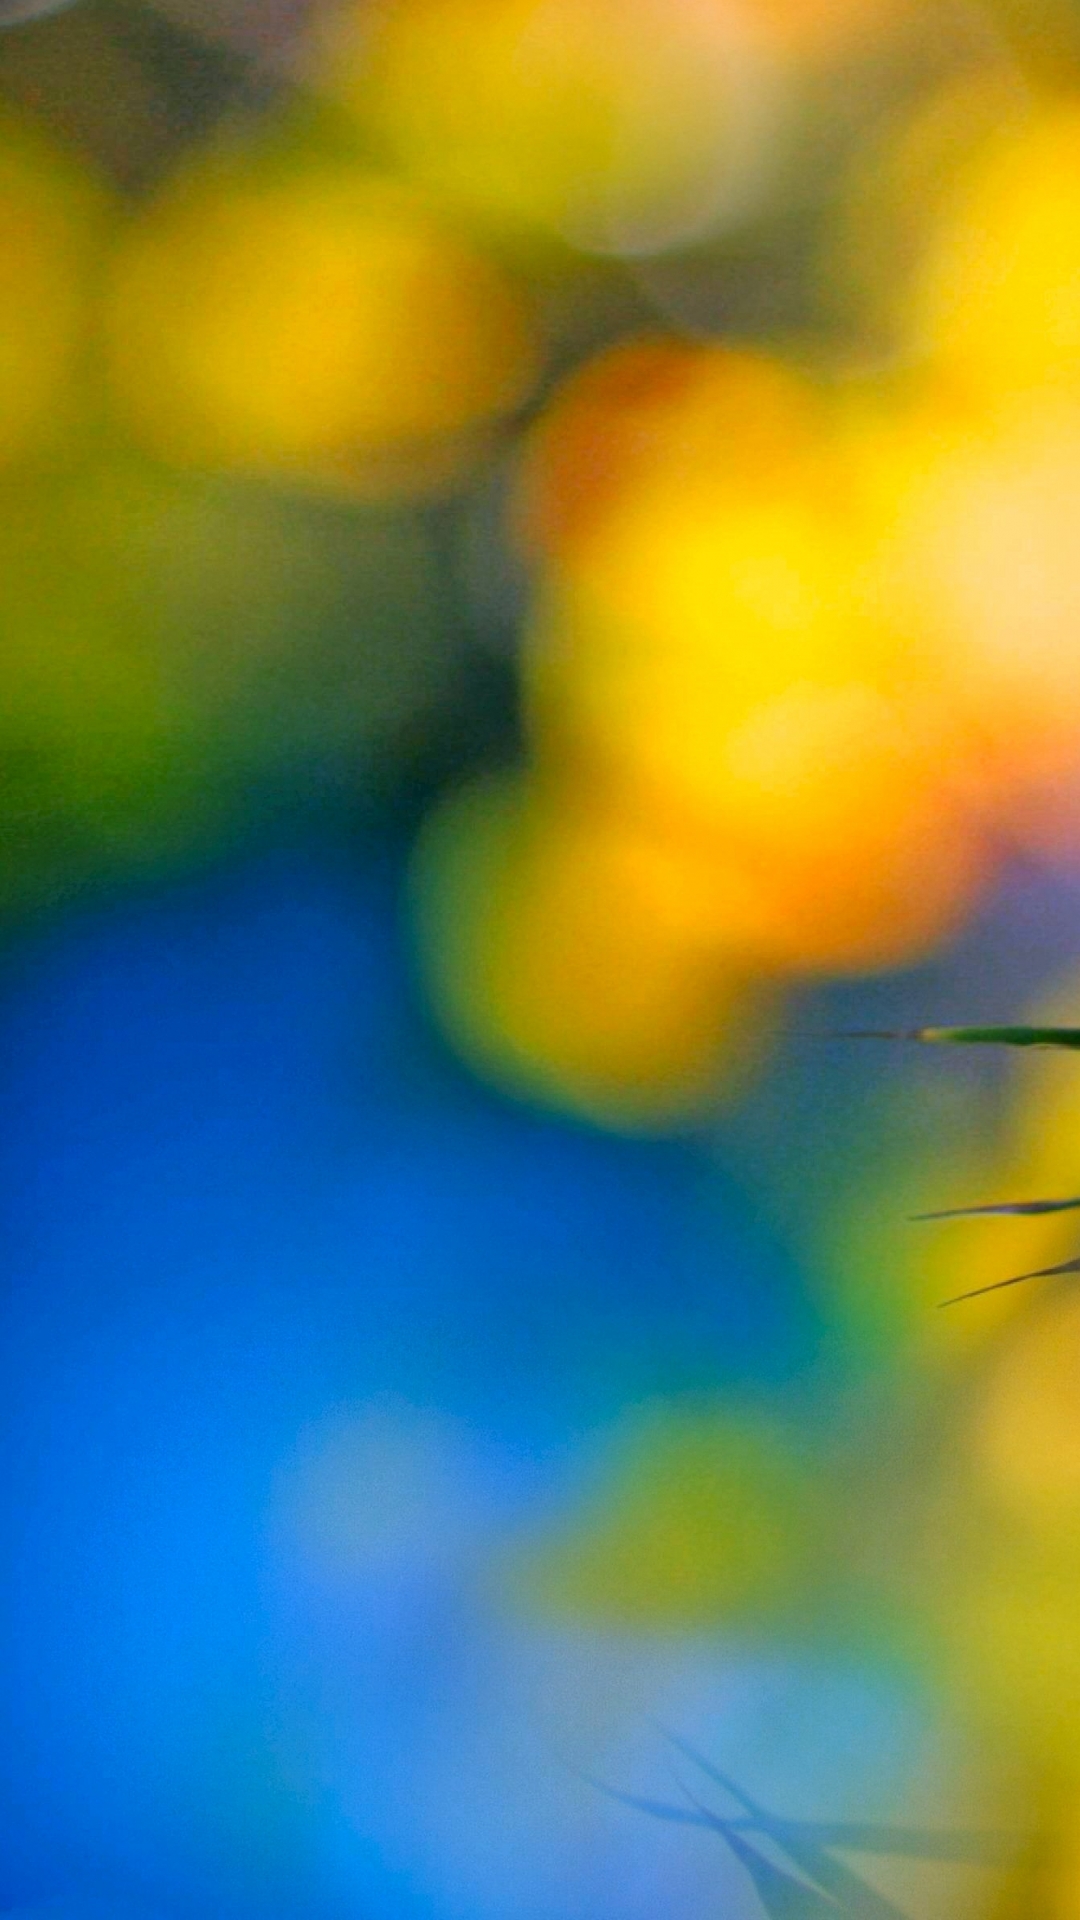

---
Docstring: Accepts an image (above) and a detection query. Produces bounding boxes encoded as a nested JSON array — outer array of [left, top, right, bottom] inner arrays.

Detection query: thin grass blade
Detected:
[[939, 1255, 1080, 1307], [913, 1197, 1080, 1221], [836, 1028, 1080, 1049]]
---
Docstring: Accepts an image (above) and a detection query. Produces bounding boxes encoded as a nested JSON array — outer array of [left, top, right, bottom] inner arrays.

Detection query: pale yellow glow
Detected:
[[332, 0, 783, 254], [908, 104, 1080, 407]]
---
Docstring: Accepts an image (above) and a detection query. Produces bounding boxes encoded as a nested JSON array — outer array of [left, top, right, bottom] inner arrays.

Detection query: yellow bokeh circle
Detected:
[[106, 153, 536, 492], [518, 349, 988, 973], [906, 102, 1080, 408], [411, 774, 768, 1126]]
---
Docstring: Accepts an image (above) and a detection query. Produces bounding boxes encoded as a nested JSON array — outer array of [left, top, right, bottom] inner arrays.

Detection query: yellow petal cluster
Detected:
[[417, 92, 1080, 1123], [415, 345, 990, 1119]]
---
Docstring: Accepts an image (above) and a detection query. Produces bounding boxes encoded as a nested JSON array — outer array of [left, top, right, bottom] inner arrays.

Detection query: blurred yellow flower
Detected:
[[821, 69, 1028, 351], [515, 334, 712, 558], [521, 347, 988, 974], [862, 395, 1080, 854], [906, 101, 1080, 410], [516, 335, 816, 559], [105, 149, 536, 495], [974, 1291, 1080, 1526], [411, 773, 767, 1126]]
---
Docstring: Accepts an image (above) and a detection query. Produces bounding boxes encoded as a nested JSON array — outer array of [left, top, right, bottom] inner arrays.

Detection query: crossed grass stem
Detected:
[[600, 1728, 1019, 1918]]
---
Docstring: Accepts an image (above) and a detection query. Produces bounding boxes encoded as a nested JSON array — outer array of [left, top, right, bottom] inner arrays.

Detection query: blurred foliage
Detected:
[[0, 451, 457, 912], [10, 2, 1080, 1912], [504, 1402, 824, 1629]]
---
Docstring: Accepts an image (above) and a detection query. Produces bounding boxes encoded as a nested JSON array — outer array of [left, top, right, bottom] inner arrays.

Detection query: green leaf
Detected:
[[839, 1028, 1080, 1049]]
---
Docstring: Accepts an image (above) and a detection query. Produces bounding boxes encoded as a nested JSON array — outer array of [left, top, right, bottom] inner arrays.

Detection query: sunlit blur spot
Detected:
[[504, 1403, 816, 1628], [941, 1552, 1080, 1758], [822, 71, 1028, 352], [697, 740, 986, 976], [411, 774, 769, 1127], [906, 103, 1080, 408], [521, 355, 988, 973], [106, 153, 535, 495], [975, 1293, 1080, 1524], [747, 0, 914, 59], [873, 399, 1080, 853], [330, 0, 785, 255], [692, 679, 945, 868], [527, 463, 863, 799], [516, 337, 818, 561], [514, 336, 709, 559], [0, 107, 105, 461], [525, 354, 895, 777]]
